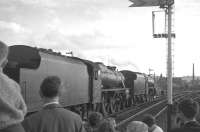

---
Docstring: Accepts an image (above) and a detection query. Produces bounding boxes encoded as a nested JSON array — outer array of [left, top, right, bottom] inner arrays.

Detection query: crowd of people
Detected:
[[0, 40, 200, 132], [169, 98, 200, 132]]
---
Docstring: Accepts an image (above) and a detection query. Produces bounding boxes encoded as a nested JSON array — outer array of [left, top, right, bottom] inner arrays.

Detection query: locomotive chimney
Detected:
[[66, 51, 73, 57], [192, 63, 195, 82]]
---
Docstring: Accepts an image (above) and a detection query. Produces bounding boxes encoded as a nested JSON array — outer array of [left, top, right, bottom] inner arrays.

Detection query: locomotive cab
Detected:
[[3, 61, 20, 83], [3, 45, 41, 83], [3, 45, 42, 110]]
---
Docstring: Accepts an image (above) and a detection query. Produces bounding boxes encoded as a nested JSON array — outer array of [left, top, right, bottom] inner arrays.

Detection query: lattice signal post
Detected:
[[129, 0, 175, 131], [153, 33, 175, 38]]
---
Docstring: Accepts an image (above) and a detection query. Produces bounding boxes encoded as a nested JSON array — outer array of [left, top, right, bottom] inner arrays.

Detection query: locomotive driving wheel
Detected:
[[102, 92, 116, 115], [111, 93, 121, 112], [102, 92, 125, 115], [110, 95, 121, 113], [102, 94, 108, 115]]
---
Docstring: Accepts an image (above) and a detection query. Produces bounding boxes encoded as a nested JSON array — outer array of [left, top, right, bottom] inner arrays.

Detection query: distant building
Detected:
[[181, 76, 200, 82]]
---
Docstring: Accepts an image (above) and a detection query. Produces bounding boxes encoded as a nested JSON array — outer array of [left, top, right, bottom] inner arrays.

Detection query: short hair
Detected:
[[88, 112, 103, 127], [0, 41, 9, 65], [105, 117, 116, 128], [126, 121, 148, 132], [178, 99, 199, 119], [40, 76, 62, 98], [97, 120, 116, 132], [142, 114, 155, 127]]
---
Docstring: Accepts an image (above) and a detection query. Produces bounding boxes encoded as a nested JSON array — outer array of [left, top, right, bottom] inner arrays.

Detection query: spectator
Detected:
[[85, 112, 103, 132], [126, 121, 148, 132], [105, 117, 117, 128], [96, 119, 116, 132], [22, 76, 86, 132], [142, 114, 163, 132], [0, 41, 27, 132], [170, 98, 200, 132]]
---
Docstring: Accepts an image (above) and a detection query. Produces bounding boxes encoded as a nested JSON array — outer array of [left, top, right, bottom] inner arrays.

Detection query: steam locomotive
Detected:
[[3, 45, 158, 117]]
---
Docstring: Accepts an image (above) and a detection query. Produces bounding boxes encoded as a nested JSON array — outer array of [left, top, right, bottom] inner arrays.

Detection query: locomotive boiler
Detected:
[[3, 45, 157, 117], [96, 63, 125, 89]]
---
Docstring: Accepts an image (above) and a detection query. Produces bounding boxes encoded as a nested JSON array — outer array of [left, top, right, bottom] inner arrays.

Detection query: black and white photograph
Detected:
[[0, 0, 200, 132]]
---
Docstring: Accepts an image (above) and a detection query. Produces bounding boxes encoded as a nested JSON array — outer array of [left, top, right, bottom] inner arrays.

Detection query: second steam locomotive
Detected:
[[3, 45, 158, 117]]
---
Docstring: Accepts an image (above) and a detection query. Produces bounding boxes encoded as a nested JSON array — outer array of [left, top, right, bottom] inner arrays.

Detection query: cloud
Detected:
[[14, 0, 58, 8], [0, 0, 199, 76], [15, 0, 128, 9], [176, 0, 200, 16], [22, 28, 88, 58], [67, 31, 114, 50], [109, 58, 141, 72], [0, 20, 29, 33], [0, 0, 130, 25]]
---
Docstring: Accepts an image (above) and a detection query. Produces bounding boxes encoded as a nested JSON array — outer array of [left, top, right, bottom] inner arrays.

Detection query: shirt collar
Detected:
[[43, 101, 59, 107], [185, 119, 196, 124]]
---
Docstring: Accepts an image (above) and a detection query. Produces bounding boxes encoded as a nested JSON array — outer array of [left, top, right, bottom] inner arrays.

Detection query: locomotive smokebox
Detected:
[[97, 63, 125, 89]]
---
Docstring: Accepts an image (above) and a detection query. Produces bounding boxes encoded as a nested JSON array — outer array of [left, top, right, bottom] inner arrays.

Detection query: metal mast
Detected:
[[164, 1, 175, 130], [129, 0, 175, 130]]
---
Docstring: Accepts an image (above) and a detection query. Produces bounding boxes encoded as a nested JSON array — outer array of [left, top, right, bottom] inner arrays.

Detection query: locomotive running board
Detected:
[[101, 88, 130, 92]]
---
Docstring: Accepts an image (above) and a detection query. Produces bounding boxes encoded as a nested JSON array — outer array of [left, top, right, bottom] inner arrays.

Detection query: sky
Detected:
[[0, 0, 200, 77]]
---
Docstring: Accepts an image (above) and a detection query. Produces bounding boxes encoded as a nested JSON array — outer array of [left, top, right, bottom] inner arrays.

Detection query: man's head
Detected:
[[105, 117, 116, 128], [40, 76, 62, 99], [142, 114, 155, 127], [0, 41, 9, 68], [126, 121, 148, 132], [178, 99, 199, 120], [88, 112, 103, 128], [97, 120, 116, 132]]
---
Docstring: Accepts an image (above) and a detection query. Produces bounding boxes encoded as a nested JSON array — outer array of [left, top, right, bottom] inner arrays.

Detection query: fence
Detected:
[[155, 106, 168, 132]]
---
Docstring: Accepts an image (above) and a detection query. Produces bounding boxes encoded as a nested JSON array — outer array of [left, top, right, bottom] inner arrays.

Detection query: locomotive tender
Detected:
[[3, 45, 156, 117]]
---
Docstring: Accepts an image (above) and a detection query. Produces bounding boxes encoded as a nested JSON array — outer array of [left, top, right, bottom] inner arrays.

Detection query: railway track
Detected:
[[115, 91, 190, 123], [107, 96, 165, 118], [115, 91, 199, 132]]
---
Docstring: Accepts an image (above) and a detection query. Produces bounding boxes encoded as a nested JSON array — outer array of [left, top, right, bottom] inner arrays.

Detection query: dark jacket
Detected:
[[0, 123, 25, 132], [184, 121, 200, 128], [22, 104, 86, 132], [170, 121, 200, 132]]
